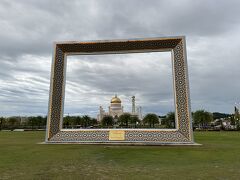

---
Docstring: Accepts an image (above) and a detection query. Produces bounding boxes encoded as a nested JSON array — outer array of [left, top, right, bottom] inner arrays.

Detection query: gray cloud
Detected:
[[0, 0, 240, 116]]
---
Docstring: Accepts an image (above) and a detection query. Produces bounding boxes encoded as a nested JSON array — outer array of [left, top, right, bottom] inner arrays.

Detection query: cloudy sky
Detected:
[[0, 0, 240, 117]]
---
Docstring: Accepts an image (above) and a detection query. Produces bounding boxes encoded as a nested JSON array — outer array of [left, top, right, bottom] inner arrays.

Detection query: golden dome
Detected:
[[111, 95, 121, 103]]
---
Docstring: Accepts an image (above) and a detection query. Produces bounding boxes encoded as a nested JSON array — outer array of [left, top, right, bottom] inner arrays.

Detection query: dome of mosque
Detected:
[[111, 95, 121, 103]]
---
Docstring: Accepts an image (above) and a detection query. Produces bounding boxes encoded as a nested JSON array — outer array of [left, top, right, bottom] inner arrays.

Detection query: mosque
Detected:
[[97, 95, 143, 122]]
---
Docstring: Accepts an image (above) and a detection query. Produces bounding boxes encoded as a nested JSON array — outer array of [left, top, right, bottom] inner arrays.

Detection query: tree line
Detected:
[[0, 116, 47, 130], [192, 110, 240, 130], [1, 109, 239, 130], [100, 112, 175, 128], [63, 115, 97, 128]]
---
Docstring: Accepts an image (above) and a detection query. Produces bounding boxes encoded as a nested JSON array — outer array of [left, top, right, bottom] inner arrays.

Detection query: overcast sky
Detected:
[[0, 0, 240, 117]]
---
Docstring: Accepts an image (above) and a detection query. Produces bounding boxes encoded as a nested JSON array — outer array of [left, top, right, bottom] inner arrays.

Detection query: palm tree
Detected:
[[75, 116, 83, 127], [8, 117, 19, 130], [0, 117, 5, 130], [101, 115, 114, 128], [143, 113, 159, 128], [82, 115, 91, 128], [130, 115, 140, 128], [193, 110, 213, 129], [91, 118, 98, 126], [118, 113, 131, 127], [63, 115, 72, 128], [163, 112, 175, 128]]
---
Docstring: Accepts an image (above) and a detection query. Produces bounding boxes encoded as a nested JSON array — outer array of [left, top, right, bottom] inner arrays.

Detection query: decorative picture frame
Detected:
[[45, 36, 194, 145]]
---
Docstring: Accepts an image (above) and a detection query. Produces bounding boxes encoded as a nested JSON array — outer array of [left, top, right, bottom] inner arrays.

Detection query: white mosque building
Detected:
[[97, 95, 143, 122]]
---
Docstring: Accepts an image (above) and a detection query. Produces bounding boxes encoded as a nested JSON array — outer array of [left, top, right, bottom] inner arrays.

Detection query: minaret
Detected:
[[99, 106, 104, 121], [132, 96, 135, 114], [137, 106, 142, 120]]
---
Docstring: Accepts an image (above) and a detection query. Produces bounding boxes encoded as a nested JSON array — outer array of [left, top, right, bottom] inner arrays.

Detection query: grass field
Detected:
[[0, 131, 240, 180]]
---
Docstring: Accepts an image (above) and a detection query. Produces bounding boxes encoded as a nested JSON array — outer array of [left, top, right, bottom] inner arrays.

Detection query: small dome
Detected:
[[111, 95, 121, 103]]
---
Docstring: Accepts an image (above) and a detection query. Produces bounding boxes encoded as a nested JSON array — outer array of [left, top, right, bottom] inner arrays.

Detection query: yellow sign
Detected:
[[109, 130, 125, 140]]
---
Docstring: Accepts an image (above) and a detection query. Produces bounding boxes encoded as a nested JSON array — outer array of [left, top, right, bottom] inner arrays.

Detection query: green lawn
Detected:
[[0, 131, 240, 180]]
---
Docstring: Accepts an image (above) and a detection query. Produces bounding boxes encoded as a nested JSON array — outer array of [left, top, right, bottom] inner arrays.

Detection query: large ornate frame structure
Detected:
[[46, 36, 195, 145]]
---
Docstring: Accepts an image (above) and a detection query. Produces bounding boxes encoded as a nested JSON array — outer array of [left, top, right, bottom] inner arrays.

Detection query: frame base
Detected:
[[39, 141, 201, 146]]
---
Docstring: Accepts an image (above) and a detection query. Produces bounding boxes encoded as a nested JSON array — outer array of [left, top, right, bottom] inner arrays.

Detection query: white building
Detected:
[[97, 95, 142, 122]]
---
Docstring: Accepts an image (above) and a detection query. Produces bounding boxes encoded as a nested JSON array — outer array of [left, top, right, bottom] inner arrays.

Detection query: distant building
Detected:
[[97, 95, 142, 122], [20, 116, 28, 124]]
